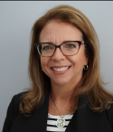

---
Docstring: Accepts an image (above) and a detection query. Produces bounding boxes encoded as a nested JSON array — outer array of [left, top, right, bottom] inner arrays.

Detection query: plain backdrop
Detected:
[[0, 1, 113, 131]]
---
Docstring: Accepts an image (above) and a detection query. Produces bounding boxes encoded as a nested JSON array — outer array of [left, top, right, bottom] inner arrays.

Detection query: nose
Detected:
[[52, 47, 66, 61]]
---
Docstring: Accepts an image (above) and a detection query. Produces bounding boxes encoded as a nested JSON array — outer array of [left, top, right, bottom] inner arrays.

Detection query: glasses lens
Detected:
[[38, 43, 55, 56], [61, 42, 80, 55]]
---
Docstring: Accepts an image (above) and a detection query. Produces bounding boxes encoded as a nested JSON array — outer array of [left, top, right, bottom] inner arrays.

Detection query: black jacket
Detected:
[[2, 92, 113, 132]]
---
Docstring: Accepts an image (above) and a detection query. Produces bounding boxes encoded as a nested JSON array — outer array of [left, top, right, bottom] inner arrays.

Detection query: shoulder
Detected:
[[7, 91, 28, 116], [7, 91, 28, 113], [2, 91, 28, 132], [11, 91, 28, 106]]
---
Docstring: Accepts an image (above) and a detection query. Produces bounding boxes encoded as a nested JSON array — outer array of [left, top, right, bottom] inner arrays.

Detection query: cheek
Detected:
[[40, 58, 46, 71], [40, 57, 50, 71], [67, 54, 87, 67]]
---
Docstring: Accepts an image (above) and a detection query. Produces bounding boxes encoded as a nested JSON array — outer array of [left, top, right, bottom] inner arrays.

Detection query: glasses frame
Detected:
[[34, 41, 85, 57]]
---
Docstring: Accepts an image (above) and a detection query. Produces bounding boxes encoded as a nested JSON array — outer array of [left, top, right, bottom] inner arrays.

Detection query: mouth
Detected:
[[51, 66, 70, 72]]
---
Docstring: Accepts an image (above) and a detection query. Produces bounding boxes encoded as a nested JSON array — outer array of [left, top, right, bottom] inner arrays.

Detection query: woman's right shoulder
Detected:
[[2, 91, 29, 132], [7, 91, 29, 114], [11, 91, 28, 105]]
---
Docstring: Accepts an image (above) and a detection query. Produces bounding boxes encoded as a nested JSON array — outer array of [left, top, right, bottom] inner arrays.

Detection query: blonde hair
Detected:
[[20, 5, 113, 115]]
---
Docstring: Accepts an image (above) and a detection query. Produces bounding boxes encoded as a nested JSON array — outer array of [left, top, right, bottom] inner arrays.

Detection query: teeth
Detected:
[[53, 67, 69, 72]]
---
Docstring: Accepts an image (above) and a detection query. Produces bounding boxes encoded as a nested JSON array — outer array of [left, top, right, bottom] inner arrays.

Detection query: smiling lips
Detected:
[[53, 66, 69, 72], [51, 66, 70, 74]]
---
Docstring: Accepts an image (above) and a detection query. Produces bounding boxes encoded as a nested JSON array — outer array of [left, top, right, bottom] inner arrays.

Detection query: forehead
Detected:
[[39, 20, 83, 42]]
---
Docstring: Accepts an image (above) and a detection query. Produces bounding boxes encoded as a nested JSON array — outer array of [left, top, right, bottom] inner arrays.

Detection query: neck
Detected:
[[51, 84, 73, 102], [49, 79, 80, 115], [50, 79, 80, 102]]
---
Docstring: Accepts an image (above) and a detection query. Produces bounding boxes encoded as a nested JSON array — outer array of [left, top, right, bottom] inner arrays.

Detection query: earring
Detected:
[[84, 65, 88, 70]]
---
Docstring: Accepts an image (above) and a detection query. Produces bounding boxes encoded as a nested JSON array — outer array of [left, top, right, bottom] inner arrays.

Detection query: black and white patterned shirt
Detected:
[[46, 113, 74, 132]]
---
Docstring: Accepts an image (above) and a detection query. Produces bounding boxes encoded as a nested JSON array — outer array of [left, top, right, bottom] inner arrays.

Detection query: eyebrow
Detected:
[[39, 40, 80, 44]]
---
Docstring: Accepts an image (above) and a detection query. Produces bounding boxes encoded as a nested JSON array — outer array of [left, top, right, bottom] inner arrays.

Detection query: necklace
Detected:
[[51, 95, 70, 128]]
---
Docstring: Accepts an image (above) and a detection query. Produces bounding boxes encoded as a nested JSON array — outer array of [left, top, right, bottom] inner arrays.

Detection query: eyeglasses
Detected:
[[34, 41, 85, 57]]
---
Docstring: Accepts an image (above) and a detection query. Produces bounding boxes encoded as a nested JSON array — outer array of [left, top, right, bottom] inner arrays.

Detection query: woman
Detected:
[[2, 5, 113, 132]]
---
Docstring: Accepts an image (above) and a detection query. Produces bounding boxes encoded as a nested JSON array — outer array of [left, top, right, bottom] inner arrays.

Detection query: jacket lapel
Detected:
[[65, 95, 88, 132], [65, 95, 112, 132]]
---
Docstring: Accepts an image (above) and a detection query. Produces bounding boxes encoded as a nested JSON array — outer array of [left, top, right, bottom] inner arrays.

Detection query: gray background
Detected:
[[0, 1, 113, 131]]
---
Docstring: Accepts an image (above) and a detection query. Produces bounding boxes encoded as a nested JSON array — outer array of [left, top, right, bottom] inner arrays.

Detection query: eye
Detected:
[[67, 44, 76, 48], [43, 46, 51, 50]]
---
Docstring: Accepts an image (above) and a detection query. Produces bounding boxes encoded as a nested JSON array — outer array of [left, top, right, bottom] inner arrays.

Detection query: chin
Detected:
[[52, 78, 70, 86]]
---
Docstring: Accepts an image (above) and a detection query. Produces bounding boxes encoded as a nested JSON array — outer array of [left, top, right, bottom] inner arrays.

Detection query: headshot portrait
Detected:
[[1, 1, 113, 132]]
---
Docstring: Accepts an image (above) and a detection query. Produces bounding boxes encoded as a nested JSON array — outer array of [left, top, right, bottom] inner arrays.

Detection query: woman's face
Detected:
[[39, 20, 88, 87]]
